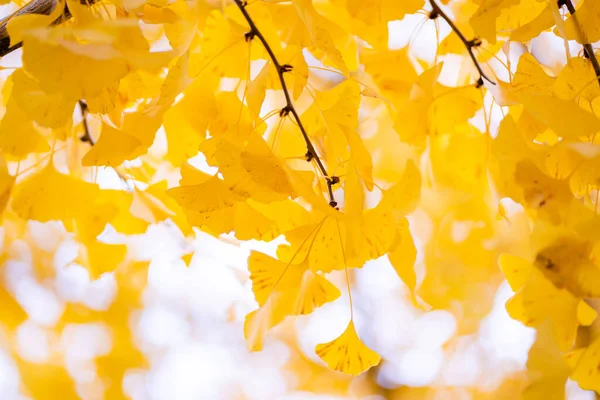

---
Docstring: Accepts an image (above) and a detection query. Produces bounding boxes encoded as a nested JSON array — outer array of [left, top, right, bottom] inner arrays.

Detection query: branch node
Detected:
[[429, 9, 438, 19], [279, 64, 293, 73], [468, 37, 482, 48], [429, 0, 495, 85], [327, 176, 340, 185], [475, 77, 484, 88], [305, 150, 314, 162], [279, 105, 291, 118], [244, 30, 256, 42], [329, 200, 338, 209]]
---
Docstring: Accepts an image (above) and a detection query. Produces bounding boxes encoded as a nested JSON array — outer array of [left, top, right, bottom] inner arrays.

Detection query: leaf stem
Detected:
[[233, 0, 338, 207], [560, 0, 600, 87], [428, 0, 495, 86]]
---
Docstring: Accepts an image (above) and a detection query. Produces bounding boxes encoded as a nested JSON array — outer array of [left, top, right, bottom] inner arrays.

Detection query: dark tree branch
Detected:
[[429, 0, 495, 86], [0, 0, 93, 58], [560, 0, 600, 87], [234, 0, 338, 208]]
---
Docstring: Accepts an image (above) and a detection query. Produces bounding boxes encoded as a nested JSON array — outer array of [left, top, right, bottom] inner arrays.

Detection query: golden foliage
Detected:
[[1, 0, 600, 397]]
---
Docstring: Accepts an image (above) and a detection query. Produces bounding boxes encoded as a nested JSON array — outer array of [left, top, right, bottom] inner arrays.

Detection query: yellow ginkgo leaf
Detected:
[[388, 218, 417, 291], [82, 241, 128, 279], [571, 335, 600, 393], [0, 98, 49, 159], [162, 73, 219, 165], [517, 93, 600, 140], [22, 31, 129, 101], [168, 175, 247, 213], [315, 321, 381, 376], [577, 301, 597, 326], [553, 57, 600, 101], [245, 252, 340, 351], [379, 160, 421, 217], [202, 133, 294, 202], [506, 267, 582, 351], [561, 0, 600, 44], [498, 253, 533, 292], [308, 216, 346, 273], [0, 156, 15, 217], [469, 0, 519, 43], [249, 251, 304, 306], [248, 251, 340, 307], [82, 123, 143, 167], [292, 0, 348, 74], [511, 53, 555, 96], [523, 322, 570, 400], [244, 294, 287, 352], [346, 0, 423, 25], [510, 2, 555, 42], [293, 271, 340, 315], [12, 162, 99, 224], [533, 236, 600, 298], [94, 189, 149, 235], [246, 61, 271, 120], [10, 69, 75, 129]]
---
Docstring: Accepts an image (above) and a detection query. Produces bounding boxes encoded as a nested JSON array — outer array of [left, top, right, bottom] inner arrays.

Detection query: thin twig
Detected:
[[233, 0, 338, 207], [428, 0, 495, 86], [78, 100, 94, 145], [560, 0, 600, 87]]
